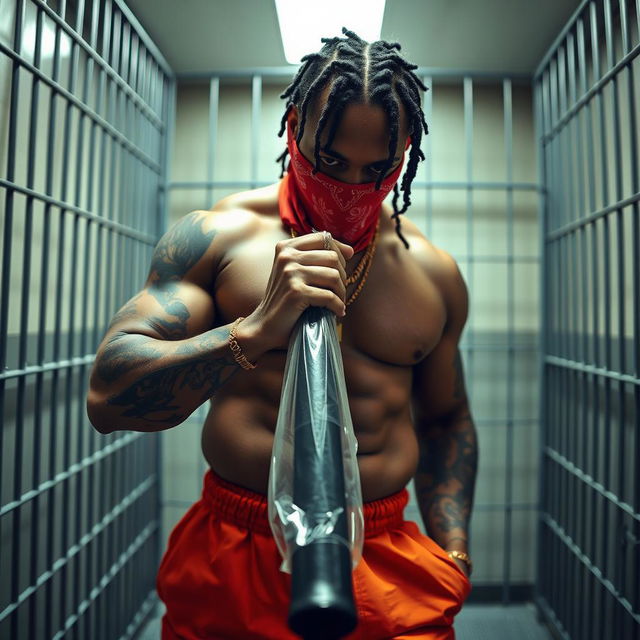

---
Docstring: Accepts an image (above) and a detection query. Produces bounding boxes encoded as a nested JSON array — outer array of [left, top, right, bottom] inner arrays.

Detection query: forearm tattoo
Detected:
[[106, 327, 238, 423], [415, 413, 478, 546], [415, 350, 478, 547]]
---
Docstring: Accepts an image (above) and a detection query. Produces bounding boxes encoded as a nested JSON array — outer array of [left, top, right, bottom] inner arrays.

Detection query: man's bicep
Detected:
[[105, 281, 216, 342], [101, 210, 219, 343]]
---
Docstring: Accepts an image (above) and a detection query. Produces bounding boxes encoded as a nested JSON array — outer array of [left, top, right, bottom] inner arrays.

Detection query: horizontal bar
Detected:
[[0, 41, 163, 173], [540, 512, 640, 626], [546, 190, 640, 241], [540, 40, 640, 141], [545, 355, 639, 386], [169, 179, 543, 192], [544, 447, 640, 524], [178, 67, 533, 83], [0, 353, 96, 382], [0, 180, 158, 247], [31, 0, 168, 125], [0, 477, 157, 623], [0, 432, 143, 518]]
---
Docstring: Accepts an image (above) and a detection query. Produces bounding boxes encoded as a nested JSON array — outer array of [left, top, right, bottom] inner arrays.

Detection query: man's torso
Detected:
[[201, 183, 449, 501]]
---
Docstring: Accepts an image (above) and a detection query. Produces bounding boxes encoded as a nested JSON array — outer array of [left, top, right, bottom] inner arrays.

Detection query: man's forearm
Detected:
[[414, 409, 478, 552], [87, 326, 240, 433]]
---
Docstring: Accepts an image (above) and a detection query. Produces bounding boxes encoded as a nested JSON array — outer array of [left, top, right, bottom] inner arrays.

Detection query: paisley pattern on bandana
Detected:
[[278, 122, 404, 251]]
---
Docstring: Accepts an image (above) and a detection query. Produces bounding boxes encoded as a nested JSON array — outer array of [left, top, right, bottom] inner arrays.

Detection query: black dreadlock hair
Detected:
[[276, 27, 429, 249]]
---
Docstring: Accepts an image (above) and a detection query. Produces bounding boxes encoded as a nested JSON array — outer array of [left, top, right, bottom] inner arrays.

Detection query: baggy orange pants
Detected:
[[157, 471, 471, 639]]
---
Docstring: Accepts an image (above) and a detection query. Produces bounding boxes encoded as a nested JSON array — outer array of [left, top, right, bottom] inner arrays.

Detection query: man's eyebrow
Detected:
[[320, 147, 401, 164]]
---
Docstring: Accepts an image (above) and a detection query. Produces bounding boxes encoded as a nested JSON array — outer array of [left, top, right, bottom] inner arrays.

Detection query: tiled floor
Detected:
[[139, 603, 553, 639]]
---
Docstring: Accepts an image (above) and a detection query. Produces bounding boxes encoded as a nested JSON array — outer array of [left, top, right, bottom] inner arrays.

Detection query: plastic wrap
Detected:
[[268, 307, 364, 574]]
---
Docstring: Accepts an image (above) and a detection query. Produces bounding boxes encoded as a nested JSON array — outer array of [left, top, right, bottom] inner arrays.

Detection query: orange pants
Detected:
[[157, 471, 471, 639]]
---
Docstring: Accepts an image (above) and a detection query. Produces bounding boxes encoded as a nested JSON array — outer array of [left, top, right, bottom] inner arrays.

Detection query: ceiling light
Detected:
[[274, 0, 386, 65]]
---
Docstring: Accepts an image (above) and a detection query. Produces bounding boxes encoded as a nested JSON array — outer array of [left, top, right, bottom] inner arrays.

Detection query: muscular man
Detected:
[[87, 29, 478, 640]]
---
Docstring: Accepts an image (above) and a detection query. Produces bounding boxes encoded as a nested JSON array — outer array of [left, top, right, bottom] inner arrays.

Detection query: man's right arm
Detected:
[[87, 209, 353, 434], [86, 210, 261, 434]]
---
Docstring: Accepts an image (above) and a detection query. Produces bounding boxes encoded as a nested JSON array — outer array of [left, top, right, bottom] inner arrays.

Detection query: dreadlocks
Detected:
[[277, 27, 429, 249]]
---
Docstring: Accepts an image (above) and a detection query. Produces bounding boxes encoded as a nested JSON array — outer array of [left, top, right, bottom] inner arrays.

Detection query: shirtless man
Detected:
[[87, 29, 478, 639]]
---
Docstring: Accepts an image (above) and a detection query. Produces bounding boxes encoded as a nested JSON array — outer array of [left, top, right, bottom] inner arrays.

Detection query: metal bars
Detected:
[[0, 1, 174, 637], [534, 0, 640, 637]]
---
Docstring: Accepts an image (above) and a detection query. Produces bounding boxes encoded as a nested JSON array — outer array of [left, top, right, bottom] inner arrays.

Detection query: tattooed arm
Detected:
[[87, 210, 264, 434], [411, 253, 478, 575]]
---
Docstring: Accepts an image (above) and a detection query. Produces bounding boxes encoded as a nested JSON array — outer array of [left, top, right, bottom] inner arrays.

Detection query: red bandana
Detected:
[[278, 123, 406, 252]]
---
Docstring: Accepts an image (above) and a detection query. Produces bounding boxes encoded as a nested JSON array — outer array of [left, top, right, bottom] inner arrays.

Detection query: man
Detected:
[[87, 28, 478, 640]]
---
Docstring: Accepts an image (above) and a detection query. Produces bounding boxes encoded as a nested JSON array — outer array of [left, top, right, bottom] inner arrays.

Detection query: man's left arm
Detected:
[[412, 256, 478, 577]]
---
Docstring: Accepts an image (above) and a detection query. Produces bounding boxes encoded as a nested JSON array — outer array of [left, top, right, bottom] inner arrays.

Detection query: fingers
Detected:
[[299, 283, 346, 317], [286, 232, 354, 265], [296, 250, 347, 283], [302, 265, 347, 302]]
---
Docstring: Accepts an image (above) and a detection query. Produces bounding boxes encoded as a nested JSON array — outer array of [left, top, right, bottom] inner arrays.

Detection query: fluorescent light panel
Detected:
[[275, 0, 386, 65]]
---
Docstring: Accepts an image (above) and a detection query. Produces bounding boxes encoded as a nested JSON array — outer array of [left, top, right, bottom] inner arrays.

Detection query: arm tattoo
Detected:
[[106, 327, 237, 423], [146, 212, 217, 339], [97, 333, 163, 383], [415, 412, 478, 547]]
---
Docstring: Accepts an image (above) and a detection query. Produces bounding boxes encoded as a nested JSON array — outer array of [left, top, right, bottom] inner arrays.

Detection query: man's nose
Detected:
[[340, 168, 369, 184]]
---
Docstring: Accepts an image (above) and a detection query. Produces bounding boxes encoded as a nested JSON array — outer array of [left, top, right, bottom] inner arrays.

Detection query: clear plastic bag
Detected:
[[268, 307, 364, 574]]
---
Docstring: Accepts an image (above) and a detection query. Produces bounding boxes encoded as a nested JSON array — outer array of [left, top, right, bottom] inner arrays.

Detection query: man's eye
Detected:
[[369, 165, 384, 174], [320, 156, 340, 167]]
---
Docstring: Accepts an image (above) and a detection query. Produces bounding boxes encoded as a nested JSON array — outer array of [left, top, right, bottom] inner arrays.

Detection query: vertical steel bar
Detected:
[[42, 4, 65, 634], [82, 3, 101, 634], [548, 55, 559, 622], [14, 5, 44, 638], [567, 28, 583, 638], [502, 77, 514, 607], [576, 17, 596, 639], [463, 77, 474, 404], [207, 77, 219, 206], [597, 1, 613, 636], [2, 2, 25, 637], [586, 15, 602, 623], [251, 74, 262, 189], [534, 68, 549, 612]]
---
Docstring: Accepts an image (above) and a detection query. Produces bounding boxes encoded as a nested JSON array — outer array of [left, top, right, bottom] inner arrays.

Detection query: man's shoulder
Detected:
[[394, 215, 468, 317], [190, 183, 282, 243], [397, 217, 462, 284]]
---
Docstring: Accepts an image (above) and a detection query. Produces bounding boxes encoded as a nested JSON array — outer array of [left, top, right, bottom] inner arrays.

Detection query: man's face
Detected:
[[289, 85, 410, 185]]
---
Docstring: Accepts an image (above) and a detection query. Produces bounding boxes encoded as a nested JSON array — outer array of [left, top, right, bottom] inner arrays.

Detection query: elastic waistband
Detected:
[[203, 470, 408, 538]]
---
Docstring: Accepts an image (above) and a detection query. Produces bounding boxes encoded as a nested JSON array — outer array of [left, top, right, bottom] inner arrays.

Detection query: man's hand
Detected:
[[238, 232, 354, 351]]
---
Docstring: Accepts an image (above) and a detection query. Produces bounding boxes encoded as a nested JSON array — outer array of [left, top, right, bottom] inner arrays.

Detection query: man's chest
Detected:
[[214, 236, 447, 366]]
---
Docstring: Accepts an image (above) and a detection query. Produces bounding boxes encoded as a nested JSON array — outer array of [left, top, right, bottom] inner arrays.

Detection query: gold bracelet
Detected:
[[447, 550, 473, 575], [228, 317, 257, 370]]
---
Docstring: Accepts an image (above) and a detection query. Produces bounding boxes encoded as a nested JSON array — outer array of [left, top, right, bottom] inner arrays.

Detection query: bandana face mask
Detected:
[[278, 122, 406, 252]]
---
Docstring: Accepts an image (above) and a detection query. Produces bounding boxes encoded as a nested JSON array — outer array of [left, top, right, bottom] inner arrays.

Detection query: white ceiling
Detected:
[[126, 0, 581, 76]]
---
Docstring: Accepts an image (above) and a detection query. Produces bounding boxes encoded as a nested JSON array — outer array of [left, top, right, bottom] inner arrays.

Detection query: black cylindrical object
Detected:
[[287, 308, 357, 640]]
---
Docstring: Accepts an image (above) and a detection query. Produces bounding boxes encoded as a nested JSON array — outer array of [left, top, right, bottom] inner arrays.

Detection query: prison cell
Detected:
[[534, 0, 640, 638], [0, 0, 173, 637], [0, 0, 638, 639], [164, 69, 542, 610]]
